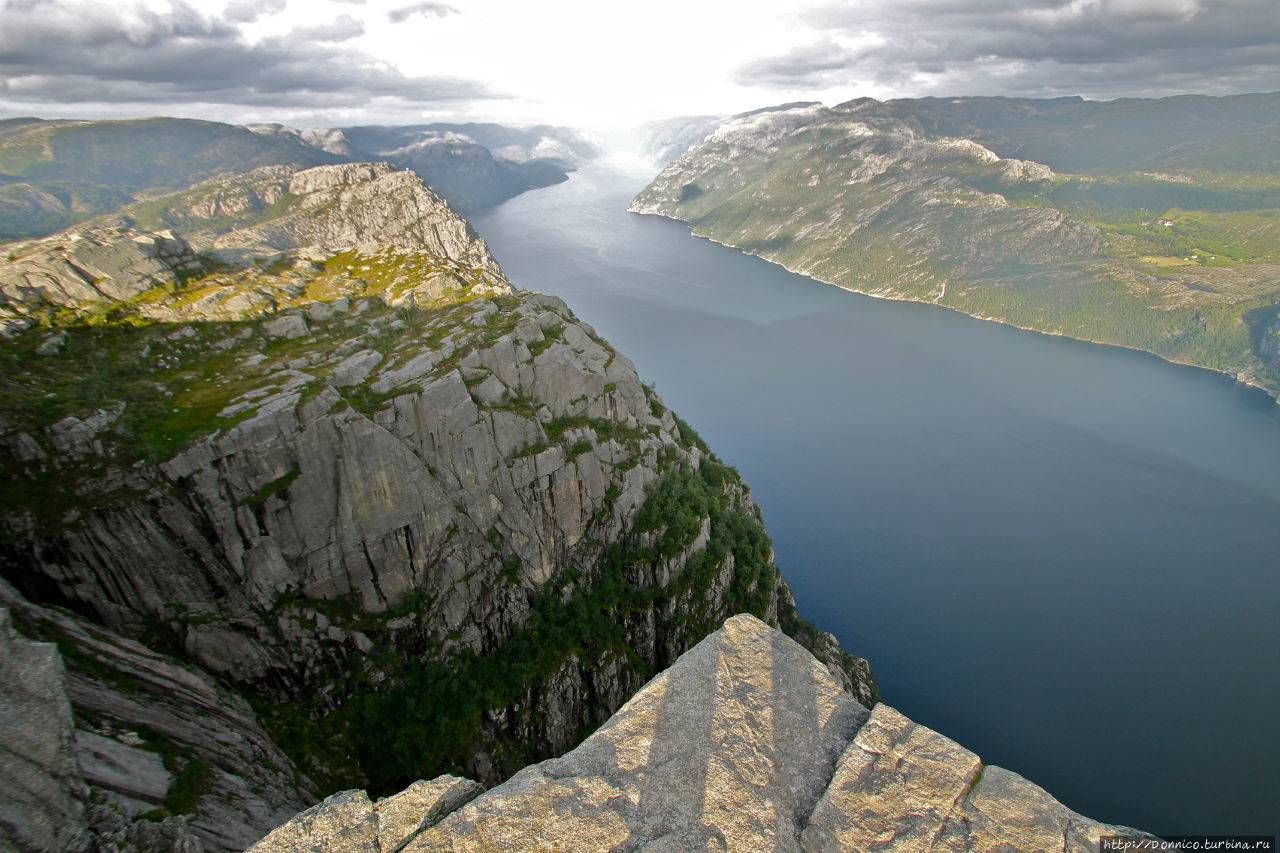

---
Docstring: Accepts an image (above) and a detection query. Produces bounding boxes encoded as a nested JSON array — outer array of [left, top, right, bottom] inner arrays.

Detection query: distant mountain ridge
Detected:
[[0, 116, 597, 241], [633, 93, 1280, 397], [649, 92, 1280, 172]]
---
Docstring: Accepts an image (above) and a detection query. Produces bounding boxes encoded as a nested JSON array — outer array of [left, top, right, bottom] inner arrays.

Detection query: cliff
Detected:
[[250, 614, 1144, 853], [0, 161, 872, 851], [631, 96, 1280, 397]]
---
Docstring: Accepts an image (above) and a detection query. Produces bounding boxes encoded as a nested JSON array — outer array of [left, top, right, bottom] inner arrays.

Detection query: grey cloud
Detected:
[[0, 1, 499, 112], [224, 0, 287, 24], [292, 15, 365, 43], [388, 2, 459, 24], [739, 0, 1280, 99], [737, 40, 864, 89]]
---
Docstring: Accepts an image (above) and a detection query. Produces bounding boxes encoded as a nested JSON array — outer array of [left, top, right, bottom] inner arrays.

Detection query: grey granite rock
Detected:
[[0, 607, 90, 853], [247, 777, 482, 853], [800, 703, 1138, 853], [408, 614, 869, 852], [0, 225, 194, 315], [0, 581, 310, 853]]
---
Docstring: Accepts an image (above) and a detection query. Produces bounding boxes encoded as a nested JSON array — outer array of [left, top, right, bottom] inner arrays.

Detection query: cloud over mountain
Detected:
[[737, 0, 1280, 99]]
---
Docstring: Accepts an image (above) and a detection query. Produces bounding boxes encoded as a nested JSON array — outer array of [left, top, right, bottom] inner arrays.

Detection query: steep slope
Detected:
[[632, 96, 1280, 396], [251, 615, 1146, 853], [862, 92, 1280, 174], [0, 162, 873, 850]]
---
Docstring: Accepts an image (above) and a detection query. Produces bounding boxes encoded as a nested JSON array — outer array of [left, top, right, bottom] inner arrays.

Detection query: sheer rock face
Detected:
[[255, 614, 1143, 853], [1, 289, 683, 690], [0, 606, 90, 853], [0, 192, 875, 837], [0, 581, 309, 853]]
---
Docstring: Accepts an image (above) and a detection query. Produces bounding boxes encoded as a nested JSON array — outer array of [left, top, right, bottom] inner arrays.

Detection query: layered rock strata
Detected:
[[252, 614, 1141, 853], [1, 579, 310, 852]]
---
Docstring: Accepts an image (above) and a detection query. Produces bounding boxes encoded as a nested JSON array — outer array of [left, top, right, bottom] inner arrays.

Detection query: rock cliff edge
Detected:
[[252, 614, 1142, 853]]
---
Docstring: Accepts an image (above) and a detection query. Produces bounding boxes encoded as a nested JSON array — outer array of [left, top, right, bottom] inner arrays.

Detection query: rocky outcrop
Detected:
[[801, 703, 1122, 852], [0, 162, 504, 332], [254, 615, 1143, 853], [247, 778, 483, 853], [0, 223, 199, 333], [209, 163, 502, 272]]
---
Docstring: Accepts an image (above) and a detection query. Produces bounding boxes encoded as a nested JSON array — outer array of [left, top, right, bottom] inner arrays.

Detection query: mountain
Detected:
[[632, 95, 1280, 396], [0, 160, 872, 852], [0, 117, 597, 242], [339, 123, 598, 215], [0, 117, 343, 240]]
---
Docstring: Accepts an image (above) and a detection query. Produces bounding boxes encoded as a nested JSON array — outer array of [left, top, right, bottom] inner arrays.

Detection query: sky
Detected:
[[1, 0, 1278, 134]]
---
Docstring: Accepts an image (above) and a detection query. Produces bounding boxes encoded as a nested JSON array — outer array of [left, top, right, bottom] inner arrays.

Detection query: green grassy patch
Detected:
[[240, 466, 301, 506]]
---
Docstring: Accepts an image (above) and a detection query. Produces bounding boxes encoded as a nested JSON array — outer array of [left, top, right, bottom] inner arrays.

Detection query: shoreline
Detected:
[[627, 205, 1280, 404]]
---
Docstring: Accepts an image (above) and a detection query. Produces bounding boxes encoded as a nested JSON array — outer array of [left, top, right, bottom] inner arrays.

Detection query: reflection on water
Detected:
[[475, 159, 1280, 834]]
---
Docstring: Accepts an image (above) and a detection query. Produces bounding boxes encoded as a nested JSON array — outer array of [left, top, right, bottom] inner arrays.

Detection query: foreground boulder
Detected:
[[251, 614, 1141, 852]]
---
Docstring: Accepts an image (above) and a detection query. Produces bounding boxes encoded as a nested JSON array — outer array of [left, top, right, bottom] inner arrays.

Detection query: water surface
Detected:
[[475, 159, 1280, 834]]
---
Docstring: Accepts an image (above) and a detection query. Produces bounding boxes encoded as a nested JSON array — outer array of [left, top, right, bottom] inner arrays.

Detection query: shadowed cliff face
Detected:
[[0, 162, 874, 852]]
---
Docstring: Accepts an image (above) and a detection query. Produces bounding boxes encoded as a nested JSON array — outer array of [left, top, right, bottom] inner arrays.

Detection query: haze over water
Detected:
[[475, 159, 1280, 834]]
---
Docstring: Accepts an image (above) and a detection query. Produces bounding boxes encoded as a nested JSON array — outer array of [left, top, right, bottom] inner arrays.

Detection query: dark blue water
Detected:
[[475, 159, 1280, 835]]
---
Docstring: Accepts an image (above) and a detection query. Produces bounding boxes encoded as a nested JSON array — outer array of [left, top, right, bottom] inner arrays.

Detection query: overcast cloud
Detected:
[[739, 0, 1280, 100], [0, 0, 1275, 130], [0, 0, 499, 124]]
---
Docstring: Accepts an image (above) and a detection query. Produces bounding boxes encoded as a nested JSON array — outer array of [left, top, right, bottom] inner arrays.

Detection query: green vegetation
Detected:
[[341, 384, 423, 415], [240, 466, 302, 506], [526, 323, 563, 357], [0, 116, 337, 240]]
